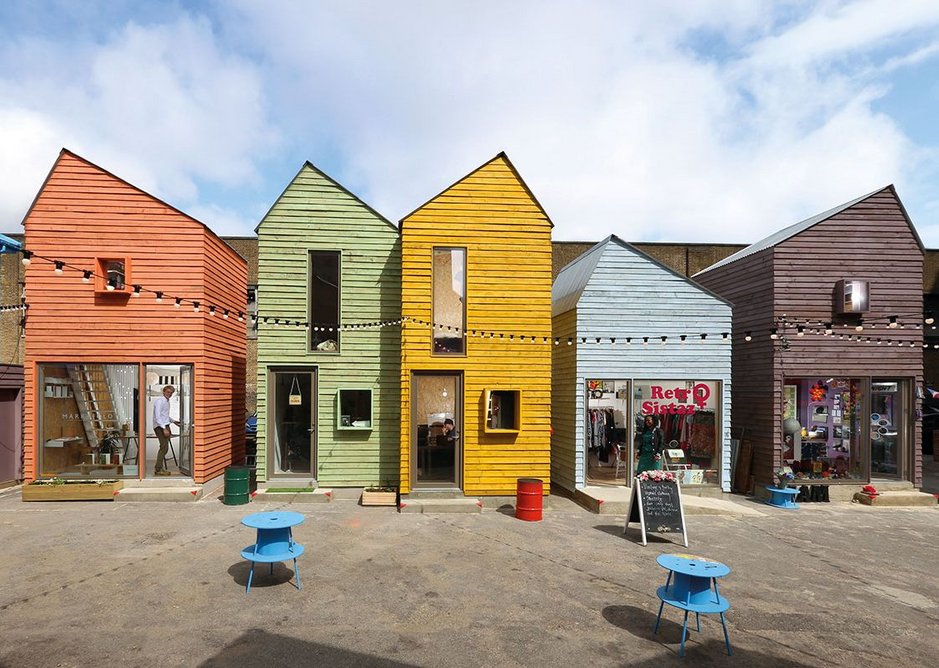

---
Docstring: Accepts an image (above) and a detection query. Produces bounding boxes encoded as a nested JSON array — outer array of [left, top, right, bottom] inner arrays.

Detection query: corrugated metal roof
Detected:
[[552, 236, 611, 315], [693, 187, 888, 276], [0, 232, 22, 253]]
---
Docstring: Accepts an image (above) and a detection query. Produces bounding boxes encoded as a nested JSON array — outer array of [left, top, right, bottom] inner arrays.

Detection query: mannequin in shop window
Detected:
[[636, 415, 664, 474]]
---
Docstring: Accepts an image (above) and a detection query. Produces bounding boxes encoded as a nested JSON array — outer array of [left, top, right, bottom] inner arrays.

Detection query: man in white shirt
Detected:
[[152, 385, 180, 476]]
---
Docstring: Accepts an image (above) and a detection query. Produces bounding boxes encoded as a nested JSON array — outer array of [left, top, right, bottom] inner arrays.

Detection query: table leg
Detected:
[[720, 612, 732, 656], [246, 562, 255, 594], [680, 610, 689, 657], [653, 600, 665, 634], [294, 557, 302, 591], [696, 612, 701, 632], [269, 562, 274, 576]]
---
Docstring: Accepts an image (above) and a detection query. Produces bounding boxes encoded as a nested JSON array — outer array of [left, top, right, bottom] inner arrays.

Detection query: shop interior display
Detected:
[[784, 378, 863, 480]]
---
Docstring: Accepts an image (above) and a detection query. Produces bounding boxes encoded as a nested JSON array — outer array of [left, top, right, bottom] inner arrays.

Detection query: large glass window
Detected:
[[309, 251, 340, 352], [433, 248, 465, 354], [585, 380, 631, 485], [782, 377, 864, 481], [633, 379, 721, 486], [39, 363, 138, 478]]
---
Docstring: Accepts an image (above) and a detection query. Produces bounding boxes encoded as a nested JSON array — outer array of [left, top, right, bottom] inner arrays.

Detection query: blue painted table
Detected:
[[241, 511, 305, 593], [654, 554, 732, 657], [765, 485, 799, 509]]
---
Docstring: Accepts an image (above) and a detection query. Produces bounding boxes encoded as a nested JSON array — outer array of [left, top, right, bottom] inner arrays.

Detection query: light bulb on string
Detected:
[[54, 261, 64, 274], [155, 291, 163, 303]]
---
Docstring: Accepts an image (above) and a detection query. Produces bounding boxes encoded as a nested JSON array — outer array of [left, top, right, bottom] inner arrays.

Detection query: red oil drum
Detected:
[[515, 478, 543, 521]]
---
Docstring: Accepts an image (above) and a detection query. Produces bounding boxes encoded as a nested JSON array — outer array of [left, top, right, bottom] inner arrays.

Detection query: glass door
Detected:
[[178, 365, 193, 476], [144, 364, 193, 479], [870, 379, 907, 479], [584, 379, 632, 485], [269, 368, 316, 477], [412, 373, 461, 488]]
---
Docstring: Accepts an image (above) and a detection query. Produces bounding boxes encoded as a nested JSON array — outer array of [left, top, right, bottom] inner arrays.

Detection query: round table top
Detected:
[[241, 511, 305, 530], [657, 553, 730, 578]]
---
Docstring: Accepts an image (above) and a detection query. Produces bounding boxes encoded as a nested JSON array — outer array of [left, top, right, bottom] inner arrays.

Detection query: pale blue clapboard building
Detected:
[[552, 235, 733, 495]]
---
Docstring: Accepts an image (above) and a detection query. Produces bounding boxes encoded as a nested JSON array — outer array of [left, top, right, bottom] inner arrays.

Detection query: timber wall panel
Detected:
[[22, 150, 246, 483], [566, 241, 733, 491], [256, 163, 401, 486], [400, 155, 552, 496], [697, 188, 924, 487]]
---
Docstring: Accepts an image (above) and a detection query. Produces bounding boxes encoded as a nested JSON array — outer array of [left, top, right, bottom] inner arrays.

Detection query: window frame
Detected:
[[431, 246, 467, 356], [336, 388, 374, 431], [484, 389, 521, 433], [94, 257, 132, 295], [308, 250, 342, 354]]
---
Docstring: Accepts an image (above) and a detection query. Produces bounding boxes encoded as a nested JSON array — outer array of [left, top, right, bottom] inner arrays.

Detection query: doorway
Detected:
[[144, 364, 193, 479], [269, 368, 316, 477], [585, 379, 631, 485], [412, 373, 462, 488], [870, 379, 908, 479]]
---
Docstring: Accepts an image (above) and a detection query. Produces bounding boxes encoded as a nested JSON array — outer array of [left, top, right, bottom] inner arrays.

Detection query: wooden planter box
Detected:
[[22, 480, 124, 502], [361, 489, 397, 507]]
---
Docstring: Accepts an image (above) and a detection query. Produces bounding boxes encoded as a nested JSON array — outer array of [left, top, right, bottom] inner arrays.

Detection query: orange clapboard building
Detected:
[[21, 150, 246, 492]]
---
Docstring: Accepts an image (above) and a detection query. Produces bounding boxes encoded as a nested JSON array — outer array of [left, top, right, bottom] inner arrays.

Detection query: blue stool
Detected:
[[654, 554, 732, 657], [765, 485, 799, 509], [240, 511, 305, 594]]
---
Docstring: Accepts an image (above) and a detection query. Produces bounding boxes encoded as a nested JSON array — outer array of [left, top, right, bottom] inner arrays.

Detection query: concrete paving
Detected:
[[1, 486, 938, 667]]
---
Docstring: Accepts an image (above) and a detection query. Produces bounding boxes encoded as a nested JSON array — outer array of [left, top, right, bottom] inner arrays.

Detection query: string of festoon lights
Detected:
[[14, 248, 936, 346], [766, 313, 930, 349]]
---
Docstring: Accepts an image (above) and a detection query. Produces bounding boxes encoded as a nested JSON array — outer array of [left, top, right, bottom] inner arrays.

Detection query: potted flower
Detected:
[[774, 466, 795, 490], [637, 470, 676, 483]]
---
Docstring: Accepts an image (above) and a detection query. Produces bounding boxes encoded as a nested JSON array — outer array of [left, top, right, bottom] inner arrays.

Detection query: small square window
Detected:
[[485, 389, 521, 432], [94, 257, 131, 294], [337, 389, 372, 430]]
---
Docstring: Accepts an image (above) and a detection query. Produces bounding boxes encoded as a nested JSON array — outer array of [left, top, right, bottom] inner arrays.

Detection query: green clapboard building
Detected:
[[255, 162, 401, 487]]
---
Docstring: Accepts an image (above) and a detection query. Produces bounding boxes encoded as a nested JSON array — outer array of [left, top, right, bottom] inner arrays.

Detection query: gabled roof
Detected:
[[694, 185, 924, 276], [20, 149, 242, 263], [552, 234, 731, 316], [0, 232, 21, 253], [399, 151, 554, 228], [255, 161, 396, 234]]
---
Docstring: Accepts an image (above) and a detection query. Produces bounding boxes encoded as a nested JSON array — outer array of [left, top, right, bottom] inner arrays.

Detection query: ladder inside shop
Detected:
[[67, 363, 119, 449]]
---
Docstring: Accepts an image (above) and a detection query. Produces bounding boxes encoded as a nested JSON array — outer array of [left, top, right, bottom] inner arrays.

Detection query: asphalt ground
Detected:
[[1, 488, 937, 668]]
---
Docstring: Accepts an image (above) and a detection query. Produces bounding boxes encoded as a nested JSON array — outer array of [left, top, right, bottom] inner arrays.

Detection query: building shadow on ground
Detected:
[[602, 604, 813, 666], [199, 628, 416, 667]]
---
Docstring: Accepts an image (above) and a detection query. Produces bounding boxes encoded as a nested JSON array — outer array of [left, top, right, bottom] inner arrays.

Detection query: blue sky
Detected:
[[1, 0, 938, 245]]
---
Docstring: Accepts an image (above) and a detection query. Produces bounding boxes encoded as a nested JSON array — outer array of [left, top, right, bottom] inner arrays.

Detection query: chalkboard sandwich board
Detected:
[[624, 472, 688, 547]]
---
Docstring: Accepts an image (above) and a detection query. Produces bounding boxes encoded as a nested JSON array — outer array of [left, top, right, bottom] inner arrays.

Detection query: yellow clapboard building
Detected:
[[399, 153, 553, 496]]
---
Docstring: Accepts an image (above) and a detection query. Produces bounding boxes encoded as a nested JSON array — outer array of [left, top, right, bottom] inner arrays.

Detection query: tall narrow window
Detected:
[[309, 251, 340, 352], [433, 248, 465, 354], [247, 285, 258, 340]]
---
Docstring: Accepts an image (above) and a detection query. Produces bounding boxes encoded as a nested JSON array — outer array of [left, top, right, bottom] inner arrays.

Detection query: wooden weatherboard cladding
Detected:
[[400, 153, 552, 496], [695, 186, 924, 488], [20, 149, 246, 484], [255, 162, 401, 486], [551, 236, 733, 493]]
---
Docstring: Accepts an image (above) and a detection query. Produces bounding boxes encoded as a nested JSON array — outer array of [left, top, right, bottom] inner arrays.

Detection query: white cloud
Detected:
[[2, 1, 939, 247], [220, 0, 939, 243], [0, 11, 277, 233]]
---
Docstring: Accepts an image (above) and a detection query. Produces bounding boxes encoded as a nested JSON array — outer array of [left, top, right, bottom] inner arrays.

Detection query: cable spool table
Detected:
[[240, 511, 305, 594], [653, 554, 732, 657]]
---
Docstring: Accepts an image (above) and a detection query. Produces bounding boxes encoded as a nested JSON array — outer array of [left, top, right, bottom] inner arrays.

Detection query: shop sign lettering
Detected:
[[642, 383, 711, 415]]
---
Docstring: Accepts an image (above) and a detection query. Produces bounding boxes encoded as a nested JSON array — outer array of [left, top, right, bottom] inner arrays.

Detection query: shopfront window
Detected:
[[39, 363, 138, 478], [782, 377, 864, 481], [585, 380, 631, 484], [634, 379, 721, 486]]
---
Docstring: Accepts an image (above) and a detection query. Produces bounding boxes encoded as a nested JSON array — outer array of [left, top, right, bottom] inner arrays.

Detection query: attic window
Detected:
[[94, 257, 131, 294]]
